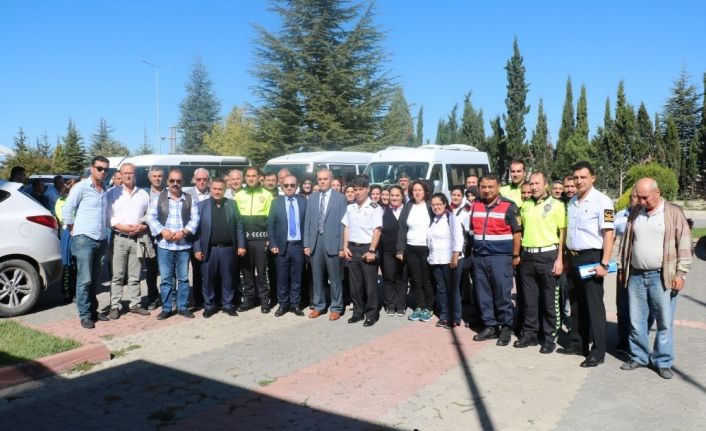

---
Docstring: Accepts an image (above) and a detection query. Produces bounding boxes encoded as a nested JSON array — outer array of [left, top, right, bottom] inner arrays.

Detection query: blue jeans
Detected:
[[432, 264, 461, 322], [157, 248, 191, 312], [628, 269, 677, 368], [71, 235, 107, 321]]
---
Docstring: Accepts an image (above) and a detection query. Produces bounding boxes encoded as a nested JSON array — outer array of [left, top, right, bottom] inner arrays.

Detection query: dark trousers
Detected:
[[382, 251, 407, 313], [406, 244, 434, 310], [616, 273, 630, 349], [349, 244, 379, 320], [190, 251, 204, 306], [474, 254, 514, 327], [520, 249, 561, 342], [432, 264, 461, 323], [145, 255, 159, 303], [267, 248, 278, 306], [276, 242, 304, 308], [567, 249, 607, 360], [202, 246, 236, 311], [242, 239, 269, 305]]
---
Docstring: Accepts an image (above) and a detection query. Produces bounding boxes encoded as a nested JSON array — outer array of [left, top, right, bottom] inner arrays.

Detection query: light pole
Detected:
[[142, 60, 168, 154]]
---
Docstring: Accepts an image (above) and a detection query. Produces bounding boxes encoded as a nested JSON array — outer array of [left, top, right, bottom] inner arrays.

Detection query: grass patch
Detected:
[[111, 344, 142, 359], [65, 361, 95, 374], [0, 321, 80, 367], [692, 227, 706, 239], [258, 378, 275, 387]]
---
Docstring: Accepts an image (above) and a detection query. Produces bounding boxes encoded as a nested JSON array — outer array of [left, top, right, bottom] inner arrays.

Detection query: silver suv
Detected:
[[0, 180, 62, 317]]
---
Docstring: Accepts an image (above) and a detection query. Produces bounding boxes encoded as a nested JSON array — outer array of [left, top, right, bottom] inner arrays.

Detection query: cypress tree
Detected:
[[611, 81, 638, 194], [575, 85, 589, 140], [178, 57, 222, 154], [592, 97, 613, 189], [503, 37, 530, 163], [653, 113, 667, 165], [555, 77, 575, 165], [376, 87, 414, 150], [529, 98, 554, 176], [697, 73, 706, 196], [489, 116, 506, 174], [460, 92, 486, 150], [416, 105, 424, 146], [663, 69, 699, 195], [663, 116, 681, 179], [635, 103, 654, 163], [61, 119, 87, 175]]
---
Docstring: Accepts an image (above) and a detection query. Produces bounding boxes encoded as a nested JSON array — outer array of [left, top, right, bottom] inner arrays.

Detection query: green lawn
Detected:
[[0, 321, 81, 367], [692, 227, 706, 239]]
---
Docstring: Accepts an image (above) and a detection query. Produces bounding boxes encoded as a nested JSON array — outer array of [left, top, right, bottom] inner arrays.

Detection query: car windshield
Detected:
[[364, 162, 429, 186]]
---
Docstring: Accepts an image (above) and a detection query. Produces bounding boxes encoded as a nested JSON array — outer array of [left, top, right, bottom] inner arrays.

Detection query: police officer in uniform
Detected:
[[342, 174, 383, 327], [559, 161, 615, 368], [514, 172, 566, 353]]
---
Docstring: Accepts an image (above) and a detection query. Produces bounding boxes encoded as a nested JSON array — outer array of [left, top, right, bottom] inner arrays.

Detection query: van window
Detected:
[[430, 164, 443, 193], [445, 164, 489, 190], [329, 164, 358, 184], [364, 162, 429, 186]]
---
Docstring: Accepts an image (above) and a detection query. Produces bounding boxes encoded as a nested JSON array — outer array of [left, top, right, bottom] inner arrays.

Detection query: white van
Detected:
[[364, 144, 491, 196], [118, 154, 250, 190], [264, 151, 372, 183]]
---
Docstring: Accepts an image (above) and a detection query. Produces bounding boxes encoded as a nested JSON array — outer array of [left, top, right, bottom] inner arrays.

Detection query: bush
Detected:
[[615, 163, 679, 209]]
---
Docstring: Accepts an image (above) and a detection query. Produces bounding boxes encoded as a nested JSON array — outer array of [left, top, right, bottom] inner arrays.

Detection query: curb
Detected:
[[0, 342, 111, 390]]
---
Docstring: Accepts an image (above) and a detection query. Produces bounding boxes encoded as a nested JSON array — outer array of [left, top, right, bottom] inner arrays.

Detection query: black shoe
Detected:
[[223, 308, 238, 317], [435, 319, 452, 329], [513, 336, 539, 348], [157, 310, 174, 320], [363, 318, 378, 327], [557, 345, 583, 356], [473, 326, 498, 341], [496, 326, 513, 346], [620, 360, 646, 371], [261, 306, 272, 314], [580, 357, 604, 368], [275, 306, 288, 317], [147, 298, 162, 310], [130, 306, 150, 316], [292, 307, 305, 316], [540, 342, 556, 354], [81, 319, 95, 329], [237, 303, 255, 312], [203, 308, 217, 319], [94, 313, 110, 322], [178, 309, 195, 319], [657, 368, 673, 379], [348, 315, 364, 324]]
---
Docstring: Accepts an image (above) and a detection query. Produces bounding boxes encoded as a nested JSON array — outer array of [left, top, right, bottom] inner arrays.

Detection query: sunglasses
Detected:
[[168, 179, 183, 184], [195, 177, 209, 182], [282, 184, 296, 188], [94, 166, 108, 172]]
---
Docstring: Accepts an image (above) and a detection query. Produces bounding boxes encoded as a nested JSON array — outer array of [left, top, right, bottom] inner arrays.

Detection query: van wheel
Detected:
[[0, 260, 40, 317]]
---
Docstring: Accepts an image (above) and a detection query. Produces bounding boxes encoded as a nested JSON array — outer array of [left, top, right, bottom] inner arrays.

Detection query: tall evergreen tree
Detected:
[[663, 69, 699, 195], [575, 85, 589, 140], [653, 113, 667, 165], [488, 116, 506, 174], [529, 99, 554, 176], [60, 119, 87, 175], [375, 86, 414, 150], [436, 104, 459, 145], [635, 102, 654, 162], [592, 97, 613, 189], [252, 0, 391, 153], [611, 81, 638, 194], [554, 77, 575, 175], [503, 37, 530, 163], [136, 128, 153, 155], [178, 57, 222, 154], [663, 116, 681, 179], [460, 91, 486, 149], [698, 73, 706, 195], [36, 131, 52, 158], [415, 105, 424, 146], [0, 128, 50, 178], [89, 118, 129, 157]]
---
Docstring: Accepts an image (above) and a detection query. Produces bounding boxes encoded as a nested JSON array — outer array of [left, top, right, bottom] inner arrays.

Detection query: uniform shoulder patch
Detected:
[[604, 209, 615, 223], [370, 202, 379, 208]]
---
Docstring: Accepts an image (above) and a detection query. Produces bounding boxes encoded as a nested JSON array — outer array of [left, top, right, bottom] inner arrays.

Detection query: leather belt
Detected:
[[524, 245, 558, 254], [567, 248, 601, 256], [114, 231, 137, 240], [349, 242, 371, 247], [211, 243, 233, 248], [287, 240, 302, 245]]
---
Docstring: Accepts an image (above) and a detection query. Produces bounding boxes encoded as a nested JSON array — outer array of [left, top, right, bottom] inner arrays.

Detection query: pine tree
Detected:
[[252, 0, 391, 154], [635, 103, 654, 162], [375, 87, 414, 150], [178, 57, 222, 154], [460, 92, 486, 150], [503, 37, 530, 163], [36, 131, 52, 158], [415, 105, 424, 146], [61, 119, 87, 175], [653, 113, 667, 165], [488, 116, 506, 174], [0, 128, 51, 178], [663, 116, 681, 180], [89, 118, 129, 157], [136, 128, 153, 155], [529, 99, 553, 176]]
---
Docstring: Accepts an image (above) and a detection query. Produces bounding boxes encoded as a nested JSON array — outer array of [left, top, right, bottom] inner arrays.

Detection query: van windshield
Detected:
[[264, 164, 312, 182], [364, 162, 429, 186]]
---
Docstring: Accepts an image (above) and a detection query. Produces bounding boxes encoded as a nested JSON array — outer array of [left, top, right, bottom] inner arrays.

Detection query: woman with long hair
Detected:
[[299, 178, 314, 199], [396, 180, 434, 322]]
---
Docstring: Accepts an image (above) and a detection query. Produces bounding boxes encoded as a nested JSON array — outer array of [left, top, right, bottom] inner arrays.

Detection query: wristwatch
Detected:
[[678, 274, 686, 280], [600, 262, 609, 270], [368, 249, 376, 254]]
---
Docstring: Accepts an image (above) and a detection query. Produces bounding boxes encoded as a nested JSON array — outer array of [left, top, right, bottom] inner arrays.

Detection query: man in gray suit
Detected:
[[303, 169, 347, 321]]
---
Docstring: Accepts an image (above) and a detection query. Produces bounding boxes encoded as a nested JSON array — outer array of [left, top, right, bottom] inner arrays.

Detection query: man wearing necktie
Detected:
[[267, 175, 308, 317], [303, 169, 348, 320]]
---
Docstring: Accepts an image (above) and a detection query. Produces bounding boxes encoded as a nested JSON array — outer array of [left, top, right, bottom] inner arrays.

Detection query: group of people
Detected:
[[33, 151, 691, 380]]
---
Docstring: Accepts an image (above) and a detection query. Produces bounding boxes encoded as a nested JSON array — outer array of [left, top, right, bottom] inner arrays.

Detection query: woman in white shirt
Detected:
[[427, 193, 464, 329], [396, 180, 434, 322]]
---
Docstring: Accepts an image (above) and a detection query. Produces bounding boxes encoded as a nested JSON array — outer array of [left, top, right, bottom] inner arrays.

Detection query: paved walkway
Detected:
[[1, 255, 705, 430]]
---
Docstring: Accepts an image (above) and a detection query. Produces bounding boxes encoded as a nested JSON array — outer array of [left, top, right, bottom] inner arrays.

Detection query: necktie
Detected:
[[288, 198, 297, 238], [318, 192, 326, 234]]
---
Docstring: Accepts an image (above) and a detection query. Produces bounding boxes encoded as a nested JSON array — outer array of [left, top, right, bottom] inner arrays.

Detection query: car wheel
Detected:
[[0, 259, 41, 317]]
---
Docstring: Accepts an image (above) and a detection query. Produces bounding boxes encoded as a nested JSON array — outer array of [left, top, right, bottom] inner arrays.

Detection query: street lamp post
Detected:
[[142, 60, 168, 154]]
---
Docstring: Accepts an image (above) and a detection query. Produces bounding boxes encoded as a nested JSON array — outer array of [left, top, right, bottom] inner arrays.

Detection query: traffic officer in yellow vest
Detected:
[[499, 158, 526, 205], [234, 166, 274, 313], [559, 161, 614, 368], [514, 171, 566, 354]]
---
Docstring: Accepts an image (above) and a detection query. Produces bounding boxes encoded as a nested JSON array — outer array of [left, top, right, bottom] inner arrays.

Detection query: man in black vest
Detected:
[[194, 178, 246, 318]]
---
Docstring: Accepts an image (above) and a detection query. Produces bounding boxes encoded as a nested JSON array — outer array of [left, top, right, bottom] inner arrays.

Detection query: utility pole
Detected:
[[142, 60, 168, 154]]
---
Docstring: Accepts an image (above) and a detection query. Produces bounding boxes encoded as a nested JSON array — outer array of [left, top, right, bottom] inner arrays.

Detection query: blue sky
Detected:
[[1, 0, 705, 156]]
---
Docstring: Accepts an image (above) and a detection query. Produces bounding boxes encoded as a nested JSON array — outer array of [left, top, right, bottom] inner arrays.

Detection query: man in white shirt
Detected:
[[106, 163, 151, 319]]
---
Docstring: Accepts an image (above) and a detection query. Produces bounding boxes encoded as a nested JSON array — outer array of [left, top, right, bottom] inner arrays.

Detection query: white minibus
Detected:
[[264, 151, 372, 183]]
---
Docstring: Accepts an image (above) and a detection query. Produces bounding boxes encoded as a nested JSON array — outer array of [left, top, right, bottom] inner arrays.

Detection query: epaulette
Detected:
[[370, 202, 379, 208]]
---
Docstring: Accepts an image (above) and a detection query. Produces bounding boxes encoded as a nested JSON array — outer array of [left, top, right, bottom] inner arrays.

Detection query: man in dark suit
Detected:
[[268, 175, 307, 317], [193, 177, 246, 318], [303, 168, 347, 320]]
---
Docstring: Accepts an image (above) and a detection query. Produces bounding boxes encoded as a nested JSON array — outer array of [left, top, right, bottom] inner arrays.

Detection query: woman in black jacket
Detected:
[[396, 180, 435, 322], [380, 185, 408, 316]]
